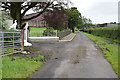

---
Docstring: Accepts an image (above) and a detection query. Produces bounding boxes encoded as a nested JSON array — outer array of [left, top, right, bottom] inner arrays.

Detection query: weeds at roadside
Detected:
[[82, 32, 119, 76], [2, 55, 45, 78]]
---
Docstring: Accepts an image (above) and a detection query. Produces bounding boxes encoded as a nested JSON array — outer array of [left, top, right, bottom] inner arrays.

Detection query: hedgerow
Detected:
[[81, 26, 120, 42]]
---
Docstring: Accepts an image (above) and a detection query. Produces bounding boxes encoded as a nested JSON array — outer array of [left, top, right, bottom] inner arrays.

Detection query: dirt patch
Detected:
[[24, 46, 54, 60], [8, 42, 66, 62], [8, 47, 54, 62]]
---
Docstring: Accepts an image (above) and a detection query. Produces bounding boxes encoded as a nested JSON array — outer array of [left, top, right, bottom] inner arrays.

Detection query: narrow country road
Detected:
[[30, 32, 117, 78]]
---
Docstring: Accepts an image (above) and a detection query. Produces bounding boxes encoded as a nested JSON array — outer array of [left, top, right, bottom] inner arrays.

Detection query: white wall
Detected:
[[107, 23, 118, 27]]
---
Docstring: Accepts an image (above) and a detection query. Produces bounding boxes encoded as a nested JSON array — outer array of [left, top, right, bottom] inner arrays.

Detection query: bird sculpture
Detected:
[[9, 20, 18, 30], [24, 22, 32, 46]]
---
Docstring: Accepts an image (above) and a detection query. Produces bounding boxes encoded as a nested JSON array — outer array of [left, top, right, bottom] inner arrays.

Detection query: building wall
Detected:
[[28, 20, 47, 27], [107, 23, 118, 27]]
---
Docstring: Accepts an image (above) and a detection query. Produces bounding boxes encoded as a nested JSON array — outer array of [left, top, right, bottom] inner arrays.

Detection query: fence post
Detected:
[[21, 29, 24, 51]]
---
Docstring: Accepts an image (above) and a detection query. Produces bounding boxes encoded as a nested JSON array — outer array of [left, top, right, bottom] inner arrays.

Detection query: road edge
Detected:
[[59, 33, 76, 42]]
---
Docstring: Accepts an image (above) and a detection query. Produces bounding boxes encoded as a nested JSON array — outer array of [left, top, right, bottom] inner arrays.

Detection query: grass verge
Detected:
[[81, 32, 119, 77], [29, 27, 58, 37], [0, 56, 2, 80], [29, 27, 46, 37], [2, 55, 44, 78]]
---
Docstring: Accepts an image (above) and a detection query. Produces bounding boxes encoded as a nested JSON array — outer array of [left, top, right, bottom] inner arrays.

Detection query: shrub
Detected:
[[3, 33, 21, 41], [43, 27, 56, 36], [46, 27, 54, 31], [0, 11, 9, 30]]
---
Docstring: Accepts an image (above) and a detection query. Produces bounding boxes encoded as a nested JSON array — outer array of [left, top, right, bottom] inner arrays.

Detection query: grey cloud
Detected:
[[88, 2, 118, 16]]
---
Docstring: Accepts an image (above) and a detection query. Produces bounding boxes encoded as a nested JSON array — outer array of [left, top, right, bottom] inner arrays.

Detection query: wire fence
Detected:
[[0, 31, 22, 56]]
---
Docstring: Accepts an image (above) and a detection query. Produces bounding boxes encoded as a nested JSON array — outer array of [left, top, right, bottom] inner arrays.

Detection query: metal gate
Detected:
[[0, 31, 22, 56]]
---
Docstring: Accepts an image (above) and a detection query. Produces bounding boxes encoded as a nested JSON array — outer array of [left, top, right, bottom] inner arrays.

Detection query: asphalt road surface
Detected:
[[30, 32, 117, 78]]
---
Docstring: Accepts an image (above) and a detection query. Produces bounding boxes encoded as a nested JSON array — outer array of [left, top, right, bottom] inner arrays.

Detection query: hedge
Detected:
[[81, 26, 120, 41]]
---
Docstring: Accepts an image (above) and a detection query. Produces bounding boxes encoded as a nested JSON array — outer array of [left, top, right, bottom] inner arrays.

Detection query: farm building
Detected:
[[24, 12, 47, 28], [7, 11, 69, 29], [97, 23, 118, 27], [24, 12, 69, 29], [84, 23, 118, 29]]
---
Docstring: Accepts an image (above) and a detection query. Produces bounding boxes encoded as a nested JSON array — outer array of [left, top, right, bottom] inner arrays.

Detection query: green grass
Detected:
[[2, 55, 44, 78], [82, 32, 119, 77], [29, 27, 47, 37], [29, 27, 58, 37], [0, 56, 2, 80]]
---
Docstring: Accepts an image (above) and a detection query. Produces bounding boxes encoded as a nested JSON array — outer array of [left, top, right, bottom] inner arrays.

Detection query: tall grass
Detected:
[[2, 55, 44, 78]]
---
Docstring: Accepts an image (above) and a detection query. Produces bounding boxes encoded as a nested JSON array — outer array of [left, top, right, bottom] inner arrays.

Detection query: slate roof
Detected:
[[24, 12, 48, 21]]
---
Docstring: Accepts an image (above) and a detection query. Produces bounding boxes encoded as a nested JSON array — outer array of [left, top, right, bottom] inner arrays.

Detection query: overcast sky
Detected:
[[26, 0, 119, 24], [70, 0, 119, 24]]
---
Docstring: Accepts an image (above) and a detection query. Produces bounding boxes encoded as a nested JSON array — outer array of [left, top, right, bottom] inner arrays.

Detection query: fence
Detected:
[[0, 31, 22, 56], [57, 30, 71, 39]]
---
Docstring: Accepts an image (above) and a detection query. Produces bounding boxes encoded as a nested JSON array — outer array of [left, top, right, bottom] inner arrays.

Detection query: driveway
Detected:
[[30, 32, 117, 78]]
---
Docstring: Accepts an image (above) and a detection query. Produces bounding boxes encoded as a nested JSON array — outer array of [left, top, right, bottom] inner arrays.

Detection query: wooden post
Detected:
[[21, 29, 24, 51]]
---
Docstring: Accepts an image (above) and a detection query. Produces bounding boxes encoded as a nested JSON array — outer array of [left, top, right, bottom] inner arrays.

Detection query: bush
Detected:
[[46, 27, 54, 31], [43, 27, 56, 36], [0, 11, 9, 30], [3, 33, 21, 41]]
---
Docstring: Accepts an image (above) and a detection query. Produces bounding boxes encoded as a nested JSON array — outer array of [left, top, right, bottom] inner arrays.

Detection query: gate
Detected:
[[0, 31, 22, 56]]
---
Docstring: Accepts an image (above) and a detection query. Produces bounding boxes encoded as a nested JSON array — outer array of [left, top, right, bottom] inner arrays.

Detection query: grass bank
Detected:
[[82, 32, 119, 77], [2, 55, 44, 78], [0, 56, 2, 80]]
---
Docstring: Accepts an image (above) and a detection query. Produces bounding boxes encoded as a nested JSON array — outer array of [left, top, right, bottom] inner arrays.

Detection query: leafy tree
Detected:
[[110, 22, 116, 24], [0, 11, 8, 30], [1, 0, 71, 50], [42, 9, 68, 30], [66, 7, 82, 32], [82, 16, 92, 28], [1, 0, 71, 29]]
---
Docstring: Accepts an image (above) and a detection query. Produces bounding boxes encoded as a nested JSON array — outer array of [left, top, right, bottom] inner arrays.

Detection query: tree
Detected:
[[82, 16, 92, 28], [42, 8, 68, 30], [1, 0, 71, 29], [110, 22, 116, 24], [1, 0, 71, 50], [0, 11, 8, 30], [66, 7, 82, 32]]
